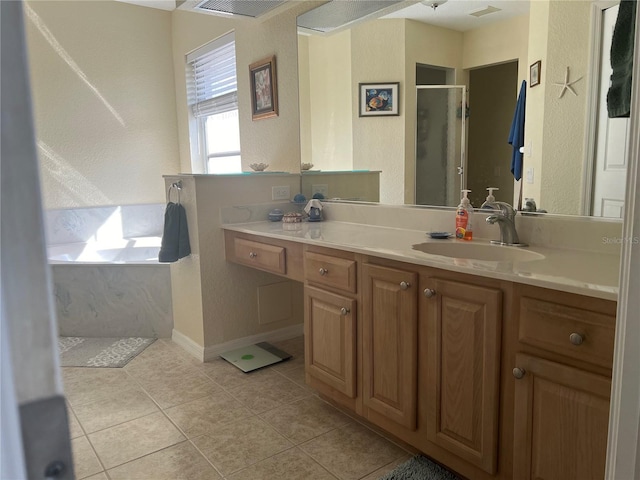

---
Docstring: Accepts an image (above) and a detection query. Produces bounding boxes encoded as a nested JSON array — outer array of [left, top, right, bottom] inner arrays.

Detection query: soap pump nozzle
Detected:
[[482, 187, 499, 208], [460, 189, 472, 206]]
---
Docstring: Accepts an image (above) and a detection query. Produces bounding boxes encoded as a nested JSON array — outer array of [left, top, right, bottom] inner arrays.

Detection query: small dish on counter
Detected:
[[282, 212, 303, 223], [268, 209, 284, 222], [249, 163, 269, 171], [428, 232, 453, 239], [301, 163, 314, 170]]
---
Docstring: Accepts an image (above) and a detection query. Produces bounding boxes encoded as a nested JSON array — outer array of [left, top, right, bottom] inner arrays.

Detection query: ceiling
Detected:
[[114, 0, 531, 32]]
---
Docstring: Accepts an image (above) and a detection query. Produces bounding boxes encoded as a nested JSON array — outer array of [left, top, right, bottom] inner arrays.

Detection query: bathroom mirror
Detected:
[[297, 0, 629, 218]]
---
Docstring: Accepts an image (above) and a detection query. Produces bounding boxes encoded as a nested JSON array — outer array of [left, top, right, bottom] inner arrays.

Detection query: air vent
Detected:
[[297, 0, 405, 34], [194, 0, 285, 18], [468, 5, 502, 17]]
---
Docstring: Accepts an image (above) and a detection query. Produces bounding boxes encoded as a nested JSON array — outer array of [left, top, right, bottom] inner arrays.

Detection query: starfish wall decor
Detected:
[[553, 66, 583, 99]]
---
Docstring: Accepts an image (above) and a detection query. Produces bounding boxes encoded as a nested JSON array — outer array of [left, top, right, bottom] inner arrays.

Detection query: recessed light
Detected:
[[468, 5, 502, 17]]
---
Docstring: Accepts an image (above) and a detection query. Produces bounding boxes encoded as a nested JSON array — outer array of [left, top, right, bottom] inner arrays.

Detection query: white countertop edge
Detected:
[[222, 221, 619, 302]]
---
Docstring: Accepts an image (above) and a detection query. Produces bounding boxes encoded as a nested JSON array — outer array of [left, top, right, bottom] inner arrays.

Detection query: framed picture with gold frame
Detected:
[[530, 60, 541, 87], [249, 56, 278, 120]]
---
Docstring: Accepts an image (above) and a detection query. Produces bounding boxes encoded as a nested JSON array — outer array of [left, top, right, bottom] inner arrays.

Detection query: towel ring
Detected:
[[167, 180, 182, 204]]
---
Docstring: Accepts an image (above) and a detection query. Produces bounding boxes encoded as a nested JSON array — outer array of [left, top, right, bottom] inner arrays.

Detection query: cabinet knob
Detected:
[[340, 307, 350, 316], [512, 367, 526, 379], [423, 288, 436, 298], [249, 252, 258, 259], [400, 281, 411, 290], [569, 333, 584, 346], [319, 267, 328, 276]]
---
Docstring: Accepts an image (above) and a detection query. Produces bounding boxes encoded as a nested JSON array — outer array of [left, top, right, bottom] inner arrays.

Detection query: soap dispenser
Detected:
[[455, 189, 474, 241], [481, 187, 499, 209]]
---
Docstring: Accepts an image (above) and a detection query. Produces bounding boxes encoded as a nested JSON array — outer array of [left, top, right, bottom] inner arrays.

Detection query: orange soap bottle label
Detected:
[[455, 209, 472, 240]]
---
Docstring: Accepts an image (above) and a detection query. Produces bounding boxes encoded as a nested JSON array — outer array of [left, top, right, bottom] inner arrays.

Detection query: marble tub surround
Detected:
[[53, 264, 173, 338], [45, 203, 165, 245], [319, 201, 623, 255], [222, 221, 620, 300]]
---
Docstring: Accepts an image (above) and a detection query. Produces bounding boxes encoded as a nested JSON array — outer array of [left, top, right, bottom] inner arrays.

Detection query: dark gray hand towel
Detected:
[[159, 202, 191, 263], [607, 0, 637, 118]]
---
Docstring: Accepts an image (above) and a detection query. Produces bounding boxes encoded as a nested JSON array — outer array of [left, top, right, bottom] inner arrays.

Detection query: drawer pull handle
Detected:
[[423, 288, 436, 298], [340, 307, 350, 316], [400, 281, 411, 290], [249, 252, 258, 259], [319, 268, 328, 276], [569, 333, 584, 346], [512, 367, 526, 379]]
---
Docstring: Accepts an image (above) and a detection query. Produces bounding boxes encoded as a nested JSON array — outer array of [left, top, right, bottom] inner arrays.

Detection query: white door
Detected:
[[1, 2, 73, 479], [593, 4, 629, 218]]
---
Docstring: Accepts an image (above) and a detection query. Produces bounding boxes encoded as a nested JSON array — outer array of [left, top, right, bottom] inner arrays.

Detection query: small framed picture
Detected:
[[249, 56, 278, 120], [530, 60, 541, 87], [359, 82, 400, 117]]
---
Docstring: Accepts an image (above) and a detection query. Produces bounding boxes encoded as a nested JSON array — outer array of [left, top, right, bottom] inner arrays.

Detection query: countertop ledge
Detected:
[[222, 221, 620, 302]]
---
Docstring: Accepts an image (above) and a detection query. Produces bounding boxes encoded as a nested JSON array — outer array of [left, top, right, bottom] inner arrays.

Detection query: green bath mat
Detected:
[[379, 455, 461, 480]]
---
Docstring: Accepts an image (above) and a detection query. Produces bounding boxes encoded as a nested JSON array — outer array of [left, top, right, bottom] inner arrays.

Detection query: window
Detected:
[[187, 32, 240, 174]]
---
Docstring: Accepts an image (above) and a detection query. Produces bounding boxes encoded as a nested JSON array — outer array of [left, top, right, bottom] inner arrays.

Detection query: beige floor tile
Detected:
[[300, 422, 406, 480], [164, 390, 253, 437], [200, 358, 277, 389], [63, 368, 139, 407], [260, 396, 352, 444], [359, 454, 413, 480], [124, 343, 200, 381], [71, 436, 103, 479], [88, 412, 185, 469], [192, 416, 292, 476], [227, 372, 312, 414], [73, 387, 159, 433], [108, 442, 221, 480], [136, 371, 222, 408], [271, 337, 306, 372], [277, 365, 316, 393], [228, 447, 337, 480], [67, 407, 84, 439], [84, 473, 109, 480]]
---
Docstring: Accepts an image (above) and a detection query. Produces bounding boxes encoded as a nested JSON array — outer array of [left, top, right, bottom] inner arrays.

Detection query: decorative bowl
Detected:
[[301, 163, 314, 171], [292, 193, 307, 204], [249, 163, 269, 171], [282, 212, 303, 223], [268, 209, 284, 222]]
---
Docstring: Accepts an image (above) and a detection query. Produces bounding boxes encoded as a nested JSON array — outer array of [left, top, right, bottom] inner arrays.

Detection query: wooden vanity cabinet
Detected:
[[303, 246, 360, 411], [361, 263, 418, 431], [512, 285, 616, 480]]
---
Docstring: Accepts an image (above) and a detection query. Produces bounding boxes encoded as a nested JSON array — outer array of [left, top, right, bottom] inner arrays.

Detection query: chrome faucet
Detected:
[[483, 201, 527, 247]]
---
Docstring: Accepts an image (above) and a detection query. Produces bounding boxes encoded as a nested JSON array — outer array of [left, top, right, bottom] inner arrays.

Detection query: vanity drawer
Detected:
[[233, 238, 286, 275], [518, 295, 616, 368], [304, 251, 357, 293]]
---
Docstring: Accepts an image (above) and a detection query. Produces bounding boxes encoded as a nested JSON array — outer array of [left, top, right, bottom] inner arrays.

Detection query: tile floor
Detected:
[[64, 336, 412, 480]]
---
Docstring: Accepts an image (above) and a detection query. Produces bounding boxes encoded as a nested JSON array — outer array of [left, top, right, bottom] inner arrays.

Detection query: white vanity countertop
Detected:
[[222, 221, 620, 301]]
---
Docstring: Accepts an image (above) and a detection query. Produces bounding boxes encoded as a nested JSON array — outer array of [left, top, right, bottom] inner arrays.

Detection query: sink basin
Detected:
[[412, 242, 544, 263]]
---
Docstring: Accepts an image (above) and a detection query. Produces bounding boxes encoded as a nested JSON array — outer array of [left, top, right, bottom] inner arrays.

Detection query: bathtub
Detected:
[[45, 204, 173, 339]]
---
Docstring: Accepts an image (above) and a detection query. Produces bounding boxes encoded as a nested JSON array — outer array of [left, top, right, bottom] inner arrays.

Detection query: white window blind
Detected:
[[187, 32, 237, 118]]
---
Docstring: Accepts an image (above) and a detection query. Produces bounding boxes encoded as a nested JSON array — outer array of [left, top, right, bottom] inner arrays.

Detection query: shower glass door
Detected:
[[415, 85, 466, 207]]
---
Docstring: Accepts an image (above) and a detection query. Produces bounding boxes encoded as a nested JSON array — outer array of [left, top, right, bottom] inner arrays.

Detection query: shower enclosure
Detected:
[[415, 85, 466, 207]]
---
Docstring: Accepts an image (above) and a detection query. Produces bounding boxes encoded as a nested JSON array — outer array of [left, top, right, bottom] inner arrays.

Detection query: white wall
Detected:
[[25, 1, 180, 209]]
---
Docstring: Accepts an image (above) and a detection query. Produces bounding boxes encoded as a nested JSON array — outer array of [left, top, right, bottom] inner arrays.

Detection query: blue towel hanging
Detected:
[[159, 202, 191, 263], [509, 80, 527, 181]]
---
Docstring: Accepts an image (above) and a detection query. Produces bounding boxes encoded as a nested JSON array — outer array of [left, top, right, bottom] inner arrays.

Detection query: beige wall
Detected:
[[171, 5, 307, 174], [25, 1, 180, 209], [166, 174, 303, 349]]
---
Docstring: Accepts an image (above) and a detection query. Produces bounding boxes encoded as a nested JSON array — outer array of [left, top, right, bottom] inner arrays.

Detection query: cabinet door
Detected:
[[422, 276, 501, 474], [513, 353, 611, 480], [305, 286, 357, 398], [362, 264, 418, 430]]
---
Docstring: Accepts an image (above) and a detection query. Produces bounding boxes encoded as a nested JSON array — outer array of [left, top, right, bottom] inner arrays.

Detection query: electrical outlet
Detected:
[[312, 184, 328, 198], [272, 185, 290, 200]]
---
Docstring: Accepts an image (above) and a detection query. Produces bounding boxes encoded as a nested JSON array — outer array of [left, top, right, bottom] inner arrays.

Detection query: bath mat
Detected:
[[379, 455, 461, 480], [58, 337, 156, 368]]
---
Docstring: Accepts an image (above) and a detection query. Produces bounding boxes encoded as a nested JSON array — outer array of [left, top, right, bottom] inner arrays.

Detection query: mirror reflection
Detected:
[[297, 0, 628, 217]]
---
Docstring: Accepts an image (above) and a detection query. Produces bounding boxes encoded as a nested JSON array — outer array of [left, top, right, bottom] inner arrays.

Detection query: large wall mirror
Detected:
[[296, 0, 629, 218]]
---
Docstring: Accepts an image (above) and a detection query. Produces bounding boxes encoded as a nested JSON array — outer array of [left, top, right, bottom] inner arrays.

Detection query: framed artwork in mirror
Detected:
[[359, 82, 400, 116], [250, 55, 278, 120], [530, 60, 541, 87]]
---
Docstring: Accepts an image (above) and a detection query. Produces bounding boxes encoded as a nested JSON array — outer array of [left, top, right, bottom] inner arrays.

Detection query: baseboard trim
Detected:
[[171, 329, 205, 361], [202, 323, 304, 362]]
